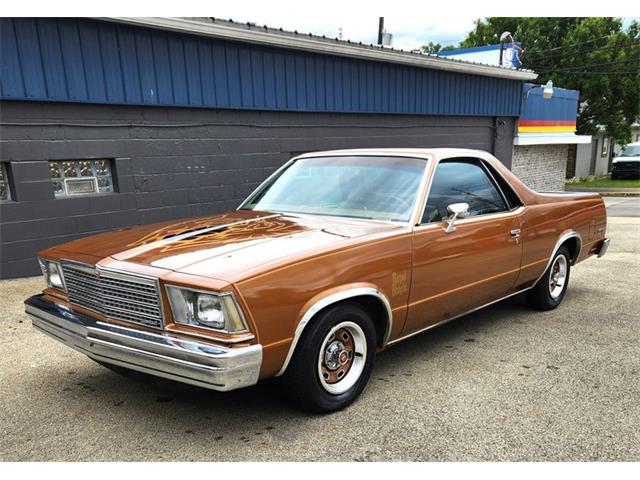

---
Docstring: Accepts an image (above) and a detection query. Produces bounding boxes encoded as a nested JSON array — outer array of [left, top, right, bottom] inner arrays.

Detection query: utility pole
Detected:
[[377, 17, 384, 45]]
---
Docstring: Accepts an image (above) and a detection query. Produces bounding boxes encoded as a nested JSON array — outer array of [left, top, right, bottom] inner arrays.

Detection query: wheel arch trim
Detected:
[[533, 230, 582, 287], [275, 287, 392, 377]]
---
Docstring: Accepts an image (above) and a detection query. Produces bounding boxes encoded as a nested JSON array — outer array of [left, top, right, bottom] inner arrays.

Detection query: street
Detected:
[[1, 214, 638, 461], [604, 196, 640, 217]]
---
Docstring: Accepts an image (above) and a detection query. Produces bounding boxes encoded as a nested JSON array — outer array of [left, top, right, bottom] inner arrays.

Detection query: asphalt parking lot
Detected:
[[1, 215, 638, 461], [604, 196, 640, 217]]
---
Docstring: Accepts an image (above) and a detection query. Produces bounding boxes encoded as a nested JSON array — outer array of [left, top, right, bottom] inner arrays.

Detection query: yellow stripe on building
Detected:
[[518, 125, 576, 133]]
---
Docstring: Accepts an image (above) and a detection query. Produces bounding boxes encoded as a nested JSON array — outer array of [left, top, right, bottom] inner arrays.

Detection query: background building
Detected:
[[570, 121, 640, 179], [512, 83, 590, 191], [1, 17, 540, 278]]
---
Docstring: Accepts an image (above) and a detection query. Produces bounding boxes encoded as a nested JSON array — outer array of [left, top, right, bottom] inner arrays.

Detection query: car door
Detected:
[[403, 157, 524, 336]]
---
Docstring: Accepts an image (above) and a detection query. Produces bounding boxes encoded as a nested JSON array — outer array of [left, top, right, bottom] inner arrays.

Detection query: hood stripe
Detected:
[[113, 213, 281, 261]]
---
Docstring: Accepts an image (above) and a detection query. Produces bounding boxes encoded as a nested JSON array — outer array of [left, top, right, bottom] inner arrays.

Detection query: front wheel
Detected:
[[525, 245, 571, 310], [280, 302, 377, 413]]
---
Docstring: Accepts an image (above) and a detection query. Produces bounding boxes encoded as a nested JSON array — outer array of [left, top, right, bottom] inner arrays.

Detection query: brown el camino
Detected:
[[25, 148, 610, 412]]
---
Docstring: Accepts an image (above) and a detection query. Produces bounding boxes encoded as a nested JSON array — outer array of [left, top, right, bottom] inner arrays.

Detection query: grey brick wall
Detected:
[[511, 144, 568, 192], [0, 101, 515, 278]]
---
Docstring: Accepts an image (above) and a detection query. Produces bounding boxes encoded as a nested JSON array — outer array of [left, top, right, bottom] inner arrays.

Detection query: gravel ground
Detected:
[[1, 219, 638, 461]]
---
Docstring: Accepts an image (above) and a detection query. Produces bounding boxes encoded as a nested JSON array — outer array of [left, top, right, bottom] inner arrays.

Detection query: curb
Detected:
[[595, 192, 640, 197], [565, 187, 640, 197]]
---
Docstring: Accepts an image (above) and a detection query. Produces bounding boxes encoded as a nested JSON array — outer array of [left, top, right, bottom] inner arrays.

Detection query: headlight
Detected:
[[166, 286, 248, 333], [40, 259, 65, 291]]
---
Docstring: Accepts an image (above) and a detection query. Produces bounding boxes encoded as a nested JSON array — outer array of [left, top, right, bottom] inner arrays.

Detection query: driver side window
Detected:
[[422, 159, 508, 224]]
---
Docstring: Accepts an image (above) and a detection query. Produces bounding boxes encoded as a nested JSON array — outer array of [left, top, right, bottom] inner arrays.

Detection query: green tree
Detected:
[[460, 18, 640, 143], [420, 42, 457, 55]]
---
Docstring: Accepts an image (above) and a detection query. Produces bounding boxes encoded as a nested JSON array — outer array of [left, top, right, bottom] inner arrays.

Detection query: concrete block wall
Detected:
[[0, 101, 515, 278], [511, 144, 568, 192]]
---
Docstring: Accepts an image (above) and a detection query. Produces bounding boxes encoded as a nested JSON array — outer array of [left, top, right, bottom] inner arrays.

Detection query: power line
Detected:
[[532, 59, 639, 72], [525, 33, 614, 55], [525, 43, 622, 61]]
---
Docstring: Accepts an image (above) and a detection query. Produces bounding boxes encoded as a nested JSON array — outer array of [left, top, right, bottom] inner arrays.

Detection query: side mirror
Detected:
[[444, 202, 470, 233]]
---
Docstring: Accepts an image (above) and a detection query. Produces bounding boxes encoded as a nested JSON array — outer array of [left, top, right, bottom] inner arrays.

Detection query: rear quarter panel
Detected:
[[515, 192, 607, 289]]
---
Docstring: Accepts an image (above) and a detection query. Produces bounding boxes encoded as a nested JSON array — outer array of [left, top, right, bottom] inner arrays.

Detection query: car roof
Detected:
[[294, 148, 494, 161]]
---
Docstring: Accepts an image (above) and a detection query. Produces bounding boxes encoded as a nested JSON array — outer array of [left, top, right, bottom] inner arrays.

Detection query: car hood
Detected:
[[52, 210, 402, 281], [613, 156, 640, 162]]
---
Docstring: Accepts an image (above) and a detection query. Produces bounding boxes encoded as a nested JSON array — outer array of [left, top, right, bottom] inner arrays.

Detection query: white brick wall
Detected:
[[511, 144, 568, 192]]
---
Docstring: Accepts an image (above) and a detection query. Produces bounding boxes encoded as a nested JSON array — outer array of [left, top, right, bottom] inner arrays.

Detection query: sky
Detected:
[[4, 1, 635, 52], [202, 6, 639, 53], [206, 7, 480, 51]]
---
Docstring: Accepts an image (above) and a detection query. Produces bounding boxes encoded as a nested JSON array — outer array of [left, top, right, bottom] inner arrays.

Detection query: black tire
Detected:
[[611, 172, 619, 180], [525, 246, 571, 311], [280, 302, 377, 413]]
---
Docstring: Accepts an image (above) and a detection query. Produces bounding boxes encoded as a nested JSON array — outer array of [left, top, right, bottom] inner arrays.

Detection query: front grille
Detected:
[[61, 263, 163, 329], [615, 161, 640, 169]]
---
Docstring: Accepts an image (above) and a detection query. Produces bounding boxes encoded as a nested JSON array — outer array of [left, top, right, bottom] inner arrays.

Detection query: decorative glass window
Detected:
[[49, 159, 114, 197], [0, 163, 11, 201]]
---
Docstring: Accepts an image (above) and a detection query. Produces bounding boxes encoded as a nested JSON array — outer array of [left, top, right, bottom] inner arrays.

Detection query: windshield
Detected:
[[618, 145, 640, 157], [241, 156, 427, 222]]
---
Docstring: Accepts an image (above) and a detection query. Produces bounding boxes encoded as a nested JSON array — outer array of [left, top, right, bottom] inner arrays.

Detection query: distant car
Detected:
[[25, 148, 610, 412], [611, 142, 640, 179]]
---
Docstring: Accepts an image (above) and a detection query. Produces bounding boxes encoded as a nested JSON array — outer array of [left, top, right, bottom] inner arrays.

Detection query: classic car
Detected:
[[25, 148, 610, 412]]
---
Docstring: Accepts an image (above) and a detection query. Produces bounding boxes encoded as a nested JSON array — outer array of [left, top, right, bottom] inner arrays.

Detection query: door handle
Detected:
[[510, 229, 521, 242]]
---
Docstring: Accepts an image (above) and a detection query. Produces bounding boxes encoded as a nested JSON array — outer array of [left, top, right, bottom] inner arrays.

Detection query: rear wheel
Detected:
[[525, 246, 571, 310], [280, 302, 376, 413]]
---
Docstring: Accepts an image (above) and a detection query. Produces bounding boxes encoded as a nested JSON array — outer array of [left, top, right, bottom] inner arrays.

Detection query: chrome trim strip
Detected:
[[25, 295, 262, 392], [531, 231, 582, 288], [387, 287, 532, 346], [414, 206, 526, 232], [275, 287, 392, 377]]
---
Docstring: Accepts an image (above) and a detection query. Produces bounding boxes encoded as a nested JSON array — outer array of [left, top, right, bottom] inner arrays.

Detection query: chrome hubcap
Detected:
[[318, 321, 367, 395], [549, 254, 568, 299]]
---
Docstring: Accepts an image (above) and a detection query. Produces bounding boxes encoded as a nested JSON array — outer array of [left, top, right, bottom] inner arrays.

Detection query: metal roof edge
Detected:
[[438, 42, 520, 56], [97, 17, 538, 82]]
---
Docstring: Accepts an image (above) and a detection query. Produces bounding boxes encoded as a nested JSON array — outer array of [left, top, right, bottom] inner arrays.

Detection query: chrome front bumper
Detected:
[[25, 295, 262, 392]]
